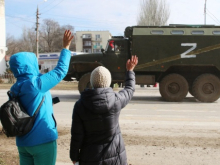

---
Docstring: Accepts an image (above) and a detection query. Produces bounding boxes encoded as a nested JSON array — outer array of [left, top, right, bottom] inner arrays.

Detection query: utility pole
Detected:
[[36, 6, 40, 61], [204, 0, 207, 25]]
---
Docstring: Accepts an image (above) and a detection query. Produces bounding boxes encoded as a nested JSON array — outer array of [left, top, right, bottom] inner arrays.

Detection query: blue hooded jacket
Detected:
[[9, 49, 71, 147]]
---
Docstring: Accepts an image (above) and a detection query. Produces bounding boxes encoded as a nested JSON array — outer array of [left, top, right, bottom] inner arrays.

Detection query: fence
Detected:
[[0, 73, 16, 84]]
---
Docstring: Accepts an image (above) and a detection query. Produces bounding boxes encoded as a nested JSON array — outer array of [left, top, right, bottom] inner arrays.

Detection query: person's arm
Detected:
[[126, 55, 138, 72], [70, 102, 85, 162], [63, 30, 73, 50], [116, 55, 138, 109], [36, 30, 74, 92]]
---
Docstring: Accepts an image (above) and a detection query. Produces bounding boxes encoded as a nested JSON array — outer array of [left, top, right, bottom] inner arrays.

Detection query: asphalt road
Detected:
[[47, 87, 220, 127], [1, 87, 220, 165]]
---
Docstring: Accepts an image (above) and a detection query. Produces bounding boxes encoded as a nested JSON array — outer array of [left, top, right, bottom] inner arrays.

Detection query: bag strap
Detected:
[[7, 91, 16, 100], [33, 96, 45, 117], [7, 82, 24, 99], [7, 90, 45, 117]]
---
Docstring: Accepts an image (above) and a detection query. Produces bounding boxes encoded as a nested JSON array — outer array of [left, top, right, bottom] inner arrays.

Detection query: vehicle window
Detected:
[[171, 30, 184, 35], [213, 31, 220, 35], [105, 40, 125, 53], [106, 40, 115, 52], [115, 42, 124, 52], [191, 30, 204, 35], [151, 30, 164, 35]]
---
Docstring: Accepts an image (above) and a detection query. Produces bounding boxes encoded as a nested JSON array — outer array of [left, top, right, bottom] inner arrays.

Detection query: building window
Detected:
[[95, 34, 101, 41], [84, 49, 92, 53], [50, 54, 58, 57], [96, 42, 100, 46], [82, 34, 91, 38], [93, 49, 101, 53], [84, 41, 91, 46], [39, 55, 48, 57]]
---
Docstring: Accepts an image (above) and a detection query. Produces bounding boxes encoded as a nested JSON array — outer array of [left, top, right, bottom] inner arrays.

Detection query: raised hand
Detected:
[[63, 30, 74, 50], [126, 55, 138, 71]]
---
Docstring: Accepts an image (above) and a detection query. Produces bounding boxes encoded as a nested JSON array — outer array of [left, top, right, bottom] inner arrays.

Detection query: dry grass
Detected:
[[52, 81, 78, 90], [0, 81, 78, 90], [0, 84, 12, 90], [0, 130, 19, 165]]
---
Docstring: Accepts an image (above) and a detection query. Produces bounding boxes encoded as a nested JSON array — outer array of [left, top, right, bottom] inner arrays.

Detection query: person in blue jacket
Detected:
[[9, 30, 73, 165]]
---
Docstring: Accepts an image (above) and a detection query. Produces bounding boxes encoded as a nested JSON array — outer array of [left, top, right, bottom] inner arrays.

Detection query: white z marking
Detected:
[[181, 43, 197, 58]]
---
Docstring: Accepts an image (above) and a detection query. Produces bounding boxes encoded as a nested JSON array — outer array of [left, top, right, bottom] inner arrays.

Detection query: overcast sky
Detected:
[[5, 0, 220, 38]]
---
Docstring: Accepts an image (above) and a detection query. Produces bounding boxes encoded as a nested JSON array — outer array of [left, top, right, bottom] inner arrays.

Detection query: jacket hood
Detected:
[[9, 52, 40, 78], [81, 88, 115, 114]]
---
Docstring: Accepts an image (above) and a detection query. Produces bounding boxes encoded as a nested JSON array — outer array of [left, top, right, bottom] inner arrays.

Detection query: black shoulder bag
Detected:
[[0, 91, 45, 137]]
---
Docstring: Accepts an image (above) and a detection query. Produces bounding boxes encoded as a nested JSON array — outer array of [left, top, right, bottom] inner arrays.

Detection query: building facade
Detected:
[[0, 0, 7, 74], [38, 52, 85, 73], [75, 31, 111, 53]]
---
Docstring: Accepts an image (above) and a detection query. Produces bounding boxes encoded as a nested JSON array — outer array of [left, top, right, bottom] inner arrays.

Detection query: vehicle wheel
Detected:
[[78, 73, 92, 93], [192, 74, 220, 102], [159, 74, 189, 102]]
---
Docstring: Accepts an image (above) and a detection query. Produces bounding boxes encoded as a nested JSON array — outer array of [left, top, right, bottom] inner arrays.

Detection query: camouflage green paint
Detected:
[[135, 43, 220, 70]]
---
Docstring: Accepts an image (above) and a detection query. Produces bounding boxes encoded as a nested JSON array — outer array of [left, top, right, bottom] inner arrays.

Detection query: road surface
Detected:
[[1, 87, 220, 165]]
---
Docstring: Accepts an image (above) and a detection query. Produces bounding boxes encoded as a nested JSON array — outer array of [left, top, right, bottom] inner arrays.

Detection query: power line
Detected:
[[6, 15, 35, 23], [206, 13, 220, 25], [39, 0, 60, 11], [6, 19, 23, 29], [20, 0, 62, 19], [43, 13, 130, 25], [41, 0, 65, 14], [16, 1, 65, 28], [206, 8, 220, 24], [6, 14, 124, 32]]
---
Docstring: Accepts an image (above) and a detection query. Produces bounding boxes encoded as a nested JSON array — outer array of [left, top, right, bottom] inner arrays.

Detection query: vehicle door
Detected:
[[102, 40, 127, 81]]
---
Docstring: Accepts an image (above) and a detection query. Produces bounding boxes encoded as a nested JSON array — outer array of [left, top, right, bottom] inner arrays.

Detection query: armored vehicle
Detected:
[[64, 25, 220, 102]]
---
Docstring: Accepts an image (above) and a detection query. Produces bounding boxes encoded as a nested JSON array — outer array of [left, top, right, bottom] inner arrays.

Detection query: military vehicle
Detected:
[[64, 25, 220, 102]]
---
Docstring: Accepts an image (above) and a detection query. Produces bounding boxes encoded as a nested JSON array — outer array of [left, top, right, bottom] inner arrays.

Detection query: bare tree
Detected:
[[137, 0, 170, 26], [20, 27, 36, 52], [52, 25, 76, 52], [6, 18, 75, 54], [39, 19, 60, 52], [6, 35, 22, 55], [7, 27, 36, 55]]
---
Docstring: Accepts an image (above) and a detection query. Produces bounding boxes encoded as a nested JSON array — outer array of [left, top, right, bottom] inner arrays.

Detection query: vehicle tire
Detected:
[[159, 74, 189, 102], [78, 73, 92, 93], [192, 74, 220, 102]]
